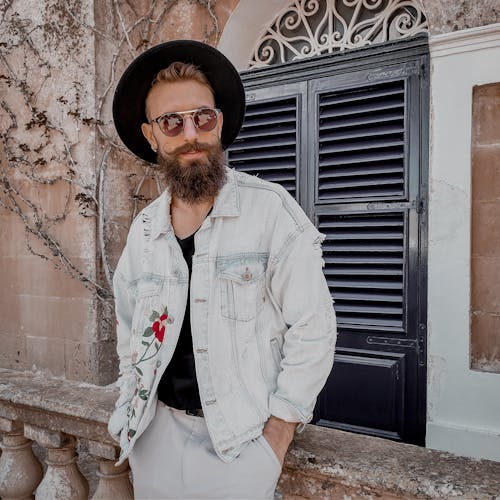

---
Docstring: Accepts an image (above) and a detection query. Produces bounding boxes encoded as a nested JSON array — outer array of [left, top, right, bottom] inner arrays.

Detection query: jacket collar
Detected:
[[150, 166, 240, 240]]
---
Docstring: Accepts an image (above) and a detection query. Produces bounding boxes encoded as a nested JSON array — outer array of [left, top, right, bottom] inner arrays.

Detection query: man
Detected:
[[108, 40, 337, 499]]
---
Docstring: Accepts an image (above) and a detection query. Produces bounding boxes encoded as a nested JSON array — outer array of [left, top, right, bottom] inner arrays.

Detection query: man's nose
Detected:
[[182, 115, 199, 141]]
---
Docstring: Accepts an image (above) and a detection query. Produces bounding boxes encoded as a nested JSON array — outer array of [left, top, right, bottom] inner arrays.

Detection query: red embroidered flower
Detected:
[[152, 314, 168, 342]]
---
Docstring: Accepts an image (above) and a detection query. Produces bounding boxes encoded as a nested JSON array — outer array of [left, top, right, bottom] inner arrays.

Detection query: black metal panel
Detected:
[[317, 348, 406, 439]]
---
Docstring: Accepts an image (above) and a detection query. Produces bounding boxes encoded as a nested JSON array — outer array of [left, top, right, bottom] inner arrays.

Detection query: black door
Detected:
[[227, 36, 429, 445]]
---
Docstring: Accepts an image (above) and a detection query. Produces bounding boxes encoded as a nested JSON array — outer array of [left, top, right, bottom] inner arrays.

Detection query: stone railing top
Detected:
[[286, 424, 500, 499], [0, 368, 117, 424], [0, 368, 118, 447]]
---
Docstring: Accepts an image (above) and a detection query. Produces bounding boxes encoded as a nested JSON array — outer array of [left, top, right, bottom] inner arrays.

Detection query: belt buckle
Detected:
[[186, 408, 203, 417]]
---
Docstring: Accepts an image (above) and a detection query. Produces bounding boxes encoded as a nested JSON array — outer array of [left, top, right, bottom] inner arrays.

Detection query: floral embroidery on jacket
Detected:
[[127, 305, 171, 441]]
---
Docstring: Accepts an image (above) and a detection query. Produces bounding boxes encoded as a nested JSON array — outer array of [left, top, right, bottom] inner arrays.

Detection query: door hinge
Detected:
[[367, 336, 418, 348], [416, 197, 425, 214]]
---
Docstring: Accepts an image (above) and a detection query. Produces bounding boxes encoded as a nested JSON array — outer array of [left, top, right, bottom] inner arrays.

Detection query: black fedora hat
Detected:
[[113, 40, 245, 164]]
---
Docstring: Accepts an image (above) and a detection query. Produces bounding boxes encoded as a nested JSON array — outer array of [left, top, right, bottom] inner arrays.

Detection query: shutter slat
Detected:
[[319, 176, 404, 190], [320, 138, 404, 154], [319, 150, 404, 166], [320, 112, 403, 131], [323, 124, 405, 142], [244, 102, 296, 116], [231, 148, 295, 161], [334, 304, 403, 314], [241, 114, 296, 128], [320, 84, 404, 106], [229, 136, 296, 151], [236, 126, 296, 140], [320, 164, 403, 179], [320, 99, 404, 119], [334, 291, 403, 302]]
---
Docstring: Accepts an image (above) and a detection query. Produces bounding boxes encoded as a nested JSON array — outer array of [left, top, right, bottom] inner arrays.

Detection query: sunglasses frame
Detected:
[[149, 107, 221, 137]]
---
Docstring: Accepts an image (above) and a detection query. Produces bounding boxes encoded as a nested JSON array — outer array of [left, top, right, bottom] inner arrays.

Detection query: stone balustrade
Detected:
[[0, 367, 499, 499], [0, 368, 132, 499]]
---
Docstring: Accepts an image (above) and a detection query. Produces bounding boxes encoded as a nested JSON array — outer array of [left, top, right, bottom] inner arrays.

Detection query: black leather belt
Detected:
[[185, 408, 204, 417]]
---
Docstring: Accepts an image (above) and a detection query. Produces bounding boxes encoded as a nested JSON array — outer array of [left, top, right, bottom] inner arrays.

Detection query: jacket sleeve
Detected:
[[107, 261, 136, 442], [268, 223, 337, 428]]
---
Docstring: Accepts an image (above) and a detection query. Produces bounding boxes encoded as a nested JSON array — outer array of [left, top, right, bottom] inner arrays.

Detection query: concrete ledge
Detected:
[[280, 425, 500, 499], [0, 368, 499, 498]]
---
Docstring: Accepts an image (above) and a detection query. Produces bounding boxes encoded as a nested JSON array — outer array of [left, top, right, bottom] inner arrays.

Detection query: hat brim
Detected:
[[113, 40, 245, 164]]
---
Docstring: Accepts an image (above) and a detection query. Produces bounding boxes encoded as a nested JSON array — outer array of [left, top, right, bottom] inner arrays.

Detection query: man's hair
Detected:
[[150, 62, 214, 95]]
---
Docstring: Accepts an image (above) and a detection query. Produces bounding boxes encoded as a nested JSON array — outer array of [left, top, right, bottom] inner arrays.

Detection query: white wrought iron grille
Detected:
[[249, 0, 428, 67]]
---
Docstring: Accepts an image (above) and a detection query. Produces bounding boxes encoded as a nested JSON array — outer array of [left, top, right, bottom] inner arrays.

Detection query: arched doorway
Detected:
[[221, 0, 430, 445]]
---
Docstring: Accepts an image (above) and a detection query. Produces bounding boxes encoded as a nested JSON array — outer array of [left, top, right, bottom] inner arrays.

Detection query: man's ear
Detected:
[[141, 122, 158, 151]]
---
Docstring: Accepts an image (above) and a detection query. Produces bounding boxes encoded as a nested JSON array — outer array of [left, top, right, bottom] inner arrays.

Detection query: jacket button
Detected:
[[242, 267, 252, 281], [205, 399, 216, 405], [194, 298, 207, 303], [196, 348, 208, 353]]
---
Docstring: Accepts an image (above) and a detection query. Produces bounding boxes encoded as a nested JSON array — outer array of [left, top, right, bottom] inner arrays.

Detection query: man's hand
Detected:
[[262, 415, 298, 466]]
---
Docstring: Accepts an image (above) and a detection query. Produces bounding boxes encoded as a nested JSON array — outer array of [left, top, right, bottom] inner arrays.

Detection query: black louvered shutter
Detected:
[[318, 212, 405, 332], [226, 82, 307, 203], [318, 81, 406, 201], [235, 39, 428, 446]]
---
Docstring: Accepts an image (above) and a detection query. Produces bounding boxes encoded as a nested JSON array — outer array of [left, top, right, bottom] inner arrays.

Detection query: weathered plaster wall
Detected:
[[0, 0, 239, 384], [427, 24, 500, 462], [424, 0, 500, 35], [0, 0, 101, 382]]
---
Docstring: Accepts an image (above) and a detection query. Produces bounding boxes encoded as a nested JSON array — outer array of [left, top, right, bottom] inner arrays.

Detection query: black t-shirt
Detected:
[[157, 231, 202, 410]]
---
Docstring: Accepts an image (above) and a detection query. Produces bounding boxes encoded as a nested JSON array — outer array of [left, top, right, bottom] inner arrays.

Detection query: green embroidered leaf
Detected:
[[141, 340, 149, 346], [128, 429, 136, 438], [163, 305, 169, 315], [149, 310, 160, 321], [143, 327, 154, 337], [138, 389, 149, 400], [135, 366, 143, 376], [131, 408, 136, 418]]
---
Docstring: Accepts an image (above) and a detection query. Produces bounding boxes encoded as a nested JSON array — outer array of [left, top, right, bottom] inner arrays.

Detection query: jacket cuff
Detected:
[[269, 393, 313, 427], [108, 402, 129, 440]]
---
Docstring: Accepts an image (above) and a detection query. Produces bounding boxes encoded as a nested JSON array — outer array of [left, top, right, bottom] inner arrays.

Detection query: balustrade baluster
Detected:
[[86, 439, 133, 499], [24, 425, 88, 500], [0, 418, 43, 500]]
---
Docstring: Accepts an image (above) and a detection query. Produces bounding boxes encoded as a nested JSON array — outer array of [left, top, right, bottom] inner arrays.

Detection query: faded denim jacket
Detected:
[[108, 167, 337, 466]]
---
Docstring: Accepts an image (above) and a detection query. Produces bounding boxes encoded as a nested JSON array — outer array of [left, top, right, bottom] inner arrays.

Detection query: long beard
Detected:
[[157, 141, 226, 204]]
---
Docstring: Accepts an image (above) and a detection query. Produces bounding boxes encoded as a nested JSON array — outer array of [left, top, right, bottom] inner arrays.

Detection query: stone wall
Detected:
[[470, 82, 500, 373]]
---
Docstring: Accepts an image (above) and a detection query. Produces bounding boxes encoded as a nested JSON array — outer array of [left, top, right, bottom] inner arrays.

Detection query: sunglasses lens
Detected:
[[194, 109, 218, 132], [159, 114, 184, 136]]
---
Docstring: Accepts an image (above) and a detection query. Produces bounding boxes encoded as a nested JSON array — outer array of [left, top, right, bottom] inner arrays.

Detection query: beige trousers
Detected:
[[129, 401, 282, 499]]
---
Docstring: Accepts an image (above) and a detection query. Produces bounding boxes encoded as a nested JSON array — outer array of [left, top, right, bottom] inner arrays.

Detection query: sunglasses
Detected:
[[149, 107, 221, 137]]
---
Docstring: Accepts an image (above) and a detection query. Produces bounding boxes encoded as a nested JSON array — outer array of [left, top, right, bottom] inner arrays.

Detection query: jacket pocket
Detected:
[[218, 257, 267, 322]]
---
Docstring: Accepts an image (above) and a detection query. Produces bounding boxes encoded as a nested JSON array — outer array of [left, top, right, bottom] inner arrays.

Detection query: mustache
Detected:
[[171, 142, 213, 156]]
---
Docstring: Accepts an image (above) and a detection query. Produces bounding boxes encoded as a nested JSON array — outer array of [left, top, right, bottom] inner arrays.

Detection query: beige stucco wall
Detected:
[[0, 0, 499, 387]]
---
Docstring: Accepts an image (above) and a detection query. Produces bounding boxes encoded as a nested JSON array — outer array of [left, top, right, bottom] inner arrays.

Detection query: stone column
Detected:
[[86, 440, 133, 500], [0, 418, 43, 500], [24, 425, 88, 500]]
